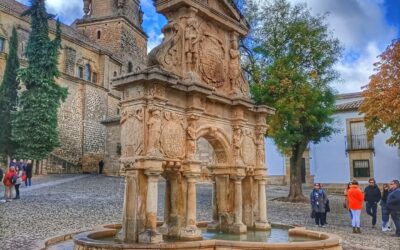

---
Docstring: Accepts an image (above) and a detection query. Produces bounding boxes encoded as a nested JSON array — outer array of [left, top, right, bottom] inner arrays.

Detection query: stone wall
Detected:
[[103, 120, 121, 176]]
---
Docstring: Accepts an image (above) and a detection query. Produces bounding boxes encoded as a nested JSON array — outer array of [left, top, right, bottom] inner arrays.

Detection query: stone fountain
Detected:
[[40, 1, 342, 249], [114, 0, 274, 244]]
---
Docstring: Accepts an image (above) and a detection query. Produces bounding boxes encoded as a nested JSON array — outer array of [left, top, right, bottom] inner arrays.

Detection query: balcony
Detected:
[[345, 134, 374, 152]]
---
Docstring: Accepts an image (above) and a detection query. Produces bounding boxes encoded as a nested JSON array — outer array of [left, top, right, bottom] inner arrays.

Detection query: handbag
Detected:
[[22, 174, 27, 182], [325, 200, 331, 213]]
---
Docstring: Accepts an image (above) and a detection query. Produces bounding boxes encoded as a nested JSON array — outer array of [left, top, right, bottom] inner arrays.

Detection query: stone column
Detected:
[[207, 178, 220, 231], [255, 178, 271, 230], [231, 176, 247, 234], [138, 171, 163, 243], [180, 173, 202, 240], [120, 169, 138, 243]]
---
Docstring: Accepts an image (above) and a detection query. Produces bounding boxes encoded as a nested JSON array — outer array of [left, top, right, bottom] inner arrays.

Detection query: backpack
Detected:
[[11, 175, 18, 184]]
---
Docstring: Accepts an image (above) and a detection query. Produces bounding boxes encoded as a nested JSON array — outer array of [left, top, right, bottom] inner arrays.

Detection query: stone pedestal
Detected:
[[139, 171, 163, 244], [230, 176, 247, 234], [180, 174, 202, 240], [255, 179, 271, 230]]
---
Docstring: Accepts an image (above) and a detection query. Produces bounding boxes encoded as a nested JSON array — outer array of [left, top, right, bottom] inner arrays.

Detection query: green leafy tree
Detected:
[[12, 0, 68, 160], [245, 0, 342, 201], [0, 28, 20, 161]]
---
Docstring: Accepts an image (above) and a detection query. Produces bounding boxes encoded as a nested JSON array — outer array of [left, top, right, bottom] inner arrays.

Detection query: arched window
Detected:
[[127, 62, 133, 73], [97, 31, 101, 39], [84, 64, 91, 81], [113, 71, 117, 77]]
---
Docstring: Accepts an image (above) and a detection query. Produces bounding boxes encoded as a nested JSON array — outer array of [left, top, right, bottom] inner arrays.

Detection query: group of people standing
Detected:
[[310, 179, 400, 237], [343, 178, 399, 236], [1, 159, 33, 201]]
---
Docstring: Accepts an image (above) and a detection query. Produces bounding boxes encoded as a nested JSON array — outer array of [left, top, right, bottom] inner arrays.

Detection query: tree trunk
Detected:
[[287, 141, 308, 202], [35, 160, 40, 175]]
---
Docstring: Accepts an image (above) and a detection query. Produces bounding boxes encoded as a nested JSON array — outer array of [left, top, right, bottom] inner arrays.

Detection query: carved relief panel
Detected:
[[160, 111, 186, 159], [120, 107, 144, 158], [149, 6, 249, 98]]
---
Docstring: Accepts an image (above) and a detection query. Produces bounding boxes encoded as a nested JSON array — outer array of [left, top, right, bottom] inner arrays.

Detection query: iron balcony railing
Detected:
[[345, 134, 374, 152]]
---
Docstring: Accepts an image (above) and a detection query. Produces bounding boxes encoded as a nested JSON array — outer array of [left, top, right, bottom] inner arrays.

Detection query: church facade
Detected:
[[0, 0, 147, 173]]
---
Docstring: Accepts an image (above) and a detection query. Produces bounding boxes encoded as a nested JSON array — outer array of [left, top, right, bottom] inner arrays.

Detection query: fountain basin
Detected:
[[69, 223, 342, 250]]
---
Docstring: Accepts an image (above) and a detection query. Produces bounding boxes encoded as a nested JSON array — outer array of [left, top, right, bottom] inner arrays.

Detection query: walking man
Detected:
[[364, 178, 381, 228], [387, 180, 400, 237]]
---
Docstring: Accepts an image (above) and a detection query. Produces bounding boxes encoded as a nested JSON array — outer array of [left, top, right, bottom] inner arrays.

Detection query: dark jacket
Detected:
[[25, 163, 33, 178], [387, 188, 400, 211], [381, 189, 389, 205], [310, 189, 328, 213], [364, 185, 381, 203]]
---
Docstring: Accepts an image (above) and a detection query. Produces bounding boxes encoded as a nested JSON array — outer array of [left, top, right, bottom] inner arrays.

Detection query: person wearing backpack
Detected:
[[3, 166, 17, 202]]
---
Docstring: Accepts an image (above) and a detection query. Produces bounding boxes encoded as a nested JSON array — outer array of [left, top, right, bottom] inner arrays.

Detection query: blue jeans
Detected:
[[351, 209, 361, 227], [381, 202, 390, 227], [390, 210, 400, 236], [25, 178, 32, 186], [366, 201, 377, 226]]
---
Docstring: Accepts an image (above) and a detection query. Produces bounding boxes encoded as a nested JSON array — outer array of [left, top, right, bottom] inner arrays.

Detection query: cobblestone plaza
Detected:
[[0, 175, 398, 250]]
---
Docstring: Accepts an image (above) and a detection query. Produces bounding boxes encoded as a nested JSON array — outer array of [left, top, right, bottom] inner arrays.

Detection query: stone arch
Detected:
[[196, 126, 231, 165]]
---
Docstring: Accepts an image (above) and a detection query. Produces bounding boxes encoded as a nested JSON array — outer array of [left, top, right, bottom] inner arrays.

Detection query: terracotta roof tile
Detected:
[[336, 100, 363, 112]]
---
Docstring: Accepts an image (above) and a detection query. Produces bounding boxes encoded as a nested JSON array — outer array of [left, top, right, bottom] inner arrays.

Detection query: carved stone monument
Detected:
[[114, 0, 275, 243]]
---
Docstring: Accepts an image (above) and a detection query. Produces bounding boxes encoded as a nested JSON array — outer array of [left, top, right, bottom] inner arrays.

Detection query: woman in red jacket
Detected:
[[3, 166, 16, 202], [347, 179, 365, 233]]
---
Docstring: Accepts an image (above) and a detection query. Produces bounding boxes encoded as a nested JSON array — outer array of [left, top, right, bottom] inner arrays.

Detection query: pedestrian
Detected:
[[387, 180, 400, 237], [364, 178, 381, 228], [9, 159, 17, 168], [25, 160, 33, 187], [14, 165, 23, 199], [347, 179, 364, 233], [310, 183, 328, 227], [321, 184, 330, 224], [344, 182, 353, 220], [381, 183, 391, 232], [3, 166, 17, 202], [98, 160, 104, 175], [18, 159, 26, 172]]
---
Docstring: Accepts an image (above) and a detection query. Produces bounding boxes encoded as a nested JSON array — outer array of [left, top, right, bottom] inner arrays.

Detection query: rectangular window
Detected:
[[78, 66, 84, 79], [349, 121, 370, 150], [353, 160, 370, 178], [92, 72, 97, 83], [0, 38, 5, 52]]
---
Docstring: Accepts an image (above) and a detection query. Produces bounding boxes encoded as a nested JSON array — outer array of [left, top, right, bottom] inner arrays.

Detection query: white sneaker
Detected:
[[382, 226, 389, 232]]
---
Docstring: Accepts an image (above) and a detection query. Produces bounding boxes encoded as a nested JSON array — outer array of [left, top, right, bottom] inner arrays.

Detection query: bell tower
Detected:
[[77, 0, 147, 73], [82, 0, 144, 29]]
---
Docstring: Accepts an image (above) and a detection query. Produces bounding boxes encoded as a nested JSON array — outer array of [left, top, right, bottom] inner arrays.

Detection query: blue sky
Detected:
[[16, 0, 400, 94]]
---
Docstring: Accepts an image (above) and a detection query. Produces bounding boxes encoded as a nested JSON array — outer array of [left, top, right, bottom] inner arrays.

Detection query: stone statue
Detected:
[[83, 0, 92, 18], [147, 109, 162, 156], [229, 38, 241, 88], [233, 126, 244, 165], [184, 17, 200, 72], [186, 121, 197, 159]]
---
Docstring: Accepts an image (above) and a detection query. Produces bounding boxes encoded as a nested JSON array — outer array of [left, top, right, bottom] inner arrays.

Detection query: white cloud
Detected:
[[285, 0, 397, 93]]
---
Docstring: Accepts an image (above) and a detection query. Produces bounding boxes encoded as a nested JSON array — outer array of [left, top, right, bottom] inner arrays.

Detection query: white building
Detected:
[[266, 92, 400, 188]]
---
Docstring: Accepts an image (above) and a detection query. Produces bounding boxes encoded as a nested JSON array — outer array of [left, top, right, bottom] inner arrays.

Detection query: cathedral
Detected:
[[0, 0, 147, 174]]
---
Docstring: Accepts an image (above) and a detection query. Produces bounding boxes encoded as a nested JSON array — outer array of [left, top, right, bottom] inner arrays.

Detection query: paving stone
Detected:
[[0, 175, 398, 250]]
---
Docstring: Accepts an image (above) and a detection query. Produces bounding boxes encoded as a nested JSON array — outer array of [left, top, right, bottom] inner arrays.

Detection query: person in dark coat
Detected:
[[310, 183, 328, 227], [364, 178, 381, 228], [387, 180, 400, 237], [381, 184, 391, 232], [98, 160, 104, 175], [25, 160, 33, 187]]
